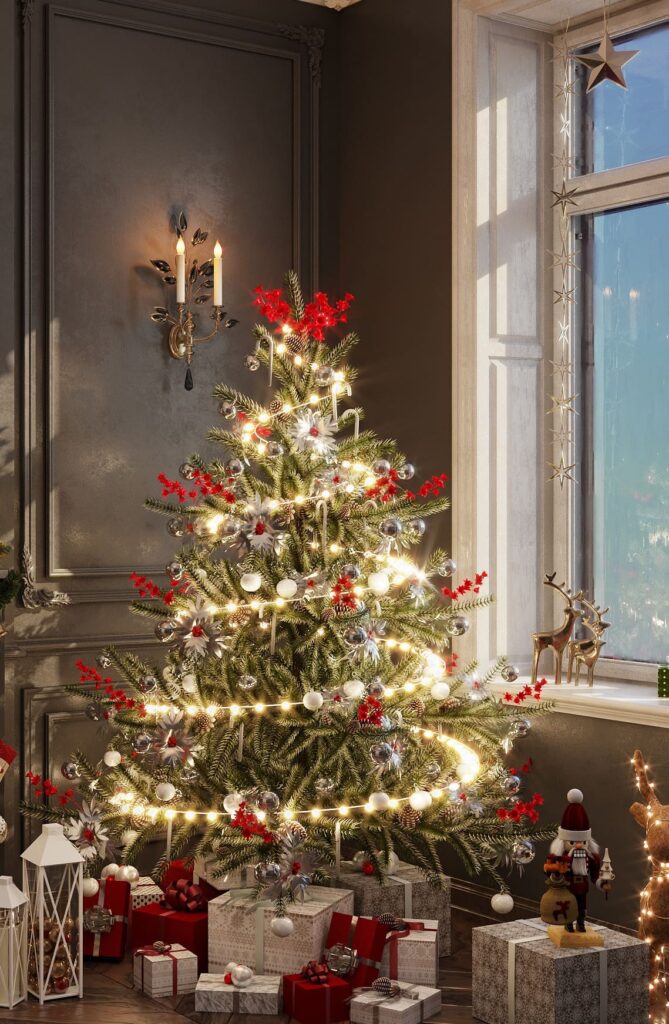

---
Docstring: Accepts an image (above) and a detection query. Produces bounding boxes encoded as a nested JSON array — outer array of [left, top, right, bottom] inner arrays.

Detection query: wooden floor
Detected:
[[1, 910, 479, 1023]]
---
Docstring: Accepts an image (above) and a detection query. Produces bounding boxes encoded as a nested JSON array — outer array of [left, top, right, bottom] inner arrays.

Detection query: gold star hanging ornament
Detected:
[[552, 180, 579, 215], [574, 31, 639, 92], [548, 455, 576, 488]]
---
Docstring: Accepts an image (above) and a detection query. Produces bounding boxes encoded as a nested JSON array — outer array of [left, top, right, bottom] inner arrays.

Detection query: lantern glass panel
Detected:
[[0, 904, 26, 1008], [25, 862, 81, 1001]]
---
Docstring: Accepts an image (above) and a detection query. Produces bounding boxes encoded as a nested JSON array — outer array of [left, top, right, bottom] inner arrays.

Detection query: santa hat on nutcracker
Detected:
[[550, 789, 600, 854]]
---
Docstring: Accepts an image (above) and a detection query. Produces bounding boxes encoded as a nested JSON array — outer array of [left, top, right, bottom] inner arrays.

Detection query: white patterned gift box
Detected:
[[193, 855, 255, 892], [334, 863, 450, 954], [131, 876, 164, 910], [133, 942, 198, 997], [380, 919, 439, 986], [472, 918, 649, 1024], [350, 981, 442, 1024], [208, 885, 354, 976], [194, 973, 282, 1014]]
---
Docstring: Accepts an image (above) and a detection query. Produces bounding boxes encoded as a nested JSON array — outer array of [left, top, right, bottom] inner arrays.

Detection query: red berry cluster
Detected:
[[357, 695, 384, 726], [365, 468, 399, 502], [361, 860, 376, 876], [442, 570, 488, 602], [331, 575, 358, 611], [496, 792, 544, 825], [503, 679, 547, 704], [405, 473, 449, 502], [130, 571, 189, 608], [26, 771, 74, 806], [444, 652, 459, 675], [158, 471, 236, 505], [253, 286, 354, 342], [75, 659, 146, 718], [230, 802, 274, 843]]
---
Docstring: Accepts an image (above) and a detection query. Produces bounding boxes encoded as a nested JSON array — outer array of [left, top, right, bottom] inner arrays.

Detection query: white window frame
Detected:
[[452, 0, 669, 686]]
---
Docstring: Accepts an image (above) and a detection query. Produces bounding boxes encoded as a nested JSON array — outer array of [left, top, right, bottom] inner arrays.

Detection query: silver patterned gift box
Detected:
[[193, 855, 255, 892], [208, 885, 354, 976], [350, 980, 442, 1023], [334, 863, 450, 954], [131, 876, 163, 910], [133, 942, 198, 997], [194, 973, 282, 1014], [472, 918, 650, 1024], [380, 919, 439, 986]]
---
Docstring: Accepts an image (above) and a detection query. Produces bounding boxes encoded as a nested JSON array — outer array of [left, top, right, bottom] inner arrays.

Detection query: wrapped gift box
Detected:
[[284, 972, 351, 1024], [334, 862, 450, 954], [325, 912, 391, 988], [380, 919, 439, 986], [472, 918, 650, 1024], [83, 877, 130, 960], [0, 740, 17, 781], [195, 973, 282, 1014], [130, 902, 208, 970], [131, 876, 164, 911], [350, 980, 442, 1024], [133, 942, 197, 997], [208, 885, 353, 976], [193, 854, 255, 892]]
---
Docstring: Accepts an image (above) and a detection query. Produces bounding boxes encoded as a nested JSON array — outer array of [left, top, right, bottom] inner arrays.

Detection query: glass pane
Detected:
[[575, 21, 669, 174], [589, 200, 669, 662]]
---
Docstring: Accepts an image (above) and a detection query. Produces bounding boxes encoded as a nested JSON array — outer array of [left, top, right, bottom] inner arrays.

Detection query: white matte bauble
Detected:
[[224, 962, 238, 974], [231, 964, 254, 988], [240, 572, 262, 593], [103, 750, 122, 768], [276, 578, 298, 600], [567, 788, 584, 804], [367, 571, 390, 596], [155, 782, 177, 802], [182, 673, 198, 694], [368, 791, 391, 812], [342, 679, 365, 700], [270, 916, 294, 938], [430, 681, 451, 701], [303, 691, 324, 711], [101, 863, 119, 880], [491, 892, 514, 915], [82, 877, 100, 898], [115, 865, 140, 884], [223, 792, 243, 814], [409, 790, 432, 812]]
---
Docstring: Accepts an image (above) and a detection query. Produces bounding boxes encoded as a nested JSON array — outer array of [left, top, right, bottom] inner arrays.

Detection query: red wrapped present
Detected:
[[83, 877, 130, 960], [160, 858, 193, 891], [324, 912, 388, 987], [0, 740, 17, 782], [130, 901, 208, 970], [283, 972, 351, 1024], [164, 877, 207, 912]]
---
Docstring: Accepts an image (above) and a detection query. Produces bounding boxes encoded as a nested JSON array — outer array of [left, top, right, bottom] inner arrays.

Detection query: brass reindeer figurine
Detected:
[[530, 574, 583, 687], [566, 598, 610, 687]]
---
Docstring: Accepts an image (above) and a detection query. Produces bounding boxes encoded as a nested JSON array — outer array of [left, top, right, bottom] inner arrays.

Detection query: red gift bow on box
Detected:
[[302, 960, 330, 984], [134, 941, 179, 996], [84, 878, 129, 957], [324, 912, 388, 988], [377, 917, 437, 981], [164, 877, 206, 912]]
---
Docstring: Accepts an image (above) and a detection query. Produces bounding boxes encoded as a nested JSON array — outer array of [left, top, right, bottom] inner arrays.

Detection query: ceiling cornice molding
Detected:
[[297, 0, 362, 11]]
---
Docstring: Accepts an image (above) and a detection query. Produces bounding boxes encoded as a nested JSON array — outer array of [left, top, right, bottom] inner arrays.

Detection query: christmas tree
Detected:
[[24, 273, 551, 908]]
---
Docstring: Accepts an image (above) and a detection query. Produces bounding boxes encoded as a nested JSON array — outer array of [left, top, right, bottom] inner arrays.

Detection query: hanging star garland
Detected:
[[551, 180, 580, 214], [548, 455, 576, 488], [574, 31, 638, 92]]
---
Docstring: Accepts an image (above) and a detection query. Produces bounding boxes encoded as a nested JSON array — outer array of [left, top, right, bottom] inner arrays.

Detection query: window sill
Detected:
[[488, 677, 669, 728]]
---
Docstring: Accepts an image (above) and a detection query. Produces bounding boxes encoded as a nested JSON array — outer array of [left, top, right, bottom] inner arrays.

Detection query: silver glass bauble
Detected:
[[511, 839, 535, 866], [61, 761, 80, 781], [510, 718, 531, 739], [85, 703, 102, 722], [437, 559, 457, 577], [503, 774, 521, 796], [370, 742, 393, 766], [132, 733, 152, 754], [258, 791, 280, 813], [408, 518, 426, 538], [225, 458, 244, 477], [368, 676, 384, 696], [138, 674, 159, 693], [315, 776, 336, 795], [245, 354, 260, 372], [220, 399, 237, 419], [166, 561, 184, 580], [501, 664, 520, 683], [96, 654, 112, 670], [267, 441, 284, 458], [254, 861, 281, 885], [155, 621, 177, 642], [167, 518, 185, 537], [179, 462, 197, 480], [239, 674, 258, 690], [344, 626, 367, 647], [379, 518, 402, 538], [397, 463, 415, 481], [446, 615, 469, 637], [341, 564, 361, 581], [314, 365, 336, 387], [372, 459, 391, 475]]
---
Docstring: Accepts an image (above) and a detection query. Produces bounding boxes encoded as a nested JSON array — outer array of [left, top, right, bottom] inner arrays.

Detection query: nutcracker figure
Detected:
[[547, 789, 612, 945]]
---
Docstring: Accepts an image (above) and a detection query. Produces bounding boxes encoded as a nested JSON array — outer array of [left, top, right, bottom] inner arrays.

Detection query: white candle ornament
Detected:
[[213, 241, 223, 306], [175, 236, 186, 303]]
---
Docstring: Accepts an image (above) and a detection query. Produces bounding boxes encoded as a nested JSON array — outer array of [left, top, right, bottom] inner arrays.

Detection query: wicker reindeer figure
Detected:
[[531, 574, 583, 687], [566, 598, 610, 687], [630, 751, 669, 1009]]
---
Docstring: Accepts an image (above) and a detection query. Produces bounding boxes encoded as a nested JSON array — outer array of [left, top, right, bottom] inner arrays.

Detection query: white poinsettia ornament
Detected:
[[173, 596, 227, 658], [64, 800, 110, 860], [153, 709, 198, 764], [241, 494, 283, 553], [289, 411, 337, 456]]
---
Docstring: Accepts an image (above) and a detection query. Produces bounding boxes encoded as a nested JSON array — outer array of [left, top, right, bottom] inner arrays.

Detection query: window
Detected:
[[571, 18, 669, 666]]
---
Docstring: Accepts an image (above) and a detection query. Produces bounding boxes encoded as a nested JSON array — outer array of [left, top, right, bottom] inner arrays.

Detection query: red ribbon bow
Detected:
[[164, 877, 206, 913], [302, 960, 330, 985]]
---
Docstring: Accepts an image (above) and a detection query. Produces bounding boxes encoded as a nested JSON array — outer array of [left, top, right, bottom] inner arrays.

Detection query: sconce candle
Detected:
[[175, 236, 186, 304], [213, 241, 223, 306]]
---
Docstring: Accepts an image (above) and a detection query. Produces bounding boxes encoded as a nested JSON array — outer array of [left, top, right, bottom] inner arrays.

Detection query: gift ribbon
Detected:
[[134, 943, 179, 996], [383, 921, 436, 981], [324, 916, 382, 973], [225, 888, 330, 974], [506, 920, 607, 1024], [88, 880, 128, 957], [353, 985, 425, 1024], [388, 873, 413, 918]]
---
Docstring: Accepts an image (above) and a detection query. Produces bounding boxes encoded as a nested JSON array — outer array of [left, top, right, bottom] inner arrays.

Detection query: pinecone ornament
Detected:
[[372, 977, 401, 998], [407, 697, 426, 717], [192, 711, 214, 734], [230, 608, 253, 629], [321, 607, 335, 622], [286, 334, 304, 354], [338, 503, 352, 522], [268, 398, 289, 424], [397, 805, 421, 829]]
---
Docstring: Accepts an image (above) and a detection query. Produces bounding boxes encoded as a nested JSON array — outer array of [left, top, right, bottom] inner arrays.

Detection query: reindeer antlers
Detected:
[[632, 749, 660, 810], [543, 573, 583, 608], [578, 597, 611, 637]]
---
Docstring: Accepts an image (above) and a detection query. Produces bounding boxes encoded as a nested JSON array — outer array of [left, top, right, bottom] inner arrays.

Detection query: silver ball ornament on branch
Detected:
[[379, 518, 402, 539], [167, 518, 185, 538], [370, 742, 393, 767], [511, 839, 536, 867], [223, 792, 243, 815], [155, 782, 177, 802], [397, 463, 415, 481], [245, 354, 260, 372], [61, 761, 80, 782], [344, 626, 367, 648], [96, 654, 112, 670], [503, 774, 521, 796], [179, 462, 197, 480], [257, 791, 280, 813], [372, 458, 391, 475], [138, 673, 159, 694], [314, 365, 336, 387], [254, 862, 281, 885], [239, 674, 258, 691], [219, 399, 236, 419], [132, 733, 152, 754], [341, 563, 361, 581], [437, 559, 457, 577], [408, 518, 426, 538], [315, 776, 336, 796], [266, 441, 284, 458], [501, 664, 520, 683], [85, 703, 102, 722], [446, 615, 469, 637], [155, 621, 176, 643], [240, 572, 262, 593], [510, 718, 532, 739], [166, 561, 184, 580], [225, 457, 244, 478], [368, 676, 384, 696]]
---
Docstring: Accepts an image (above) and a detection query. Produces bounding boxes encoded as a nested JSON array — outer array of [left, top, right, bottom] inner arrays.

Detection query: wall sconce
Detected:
[[149, 211, 238, 389]]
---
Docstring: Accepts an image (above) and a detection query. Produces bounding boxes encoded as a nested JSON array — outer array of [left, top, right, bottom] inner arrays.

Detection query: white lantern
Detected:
[[0, 876, 27, 1008], [21, 823, 84, 1004]]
